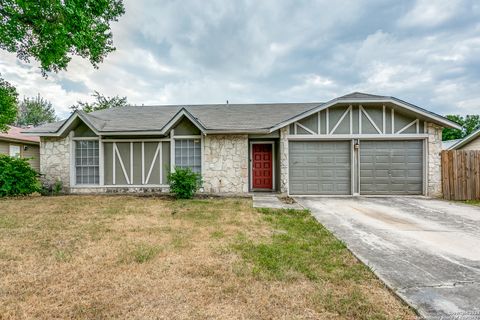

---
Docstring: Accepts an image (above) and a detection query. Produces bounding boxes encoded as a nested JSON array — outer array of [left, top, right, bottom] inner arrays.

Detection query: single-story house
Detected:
[[25, 92, 460, 197], [448, 127, 480, 150], [442, 139, 462, 150], [0, 125, 40, 171]]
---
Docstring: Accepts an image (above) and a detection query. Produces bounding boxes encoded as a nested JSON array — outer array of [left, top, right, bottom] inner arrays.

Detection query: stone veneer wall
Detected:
[[40, 136, 70, 189], [202, 135, 248, 193], [427, 123, 443, 197], [279, 127, 289, 193]]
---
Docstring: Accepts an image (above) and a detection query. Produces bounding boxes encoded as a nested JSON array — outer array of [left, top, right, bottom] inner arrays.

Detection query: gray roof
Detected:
[[337, 92, 388, 100], [26, 102, 321, 134], [25, 92, 461, 135], [448, 127, 480, 150], [442, 139, 462, 150]]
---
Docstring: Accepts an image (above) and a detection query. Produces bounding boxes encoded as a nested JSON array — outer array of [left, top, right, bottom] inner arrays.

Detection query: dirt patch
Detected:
[[278, 196, 297, 204]]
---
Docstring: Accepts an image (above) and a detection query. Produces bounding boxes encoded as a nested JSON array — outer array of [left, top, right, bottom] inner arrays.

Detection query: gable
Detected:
[[173, 117, 201, 135], [288, 103, 426, 135], [74, 122, 97, 137]]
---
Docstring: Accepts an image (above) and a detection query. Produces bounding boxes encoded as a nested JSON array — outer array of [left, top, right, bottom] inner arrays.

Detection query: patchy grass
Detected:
[[464, 199, 480, 207], [0, 196, 415, 319]]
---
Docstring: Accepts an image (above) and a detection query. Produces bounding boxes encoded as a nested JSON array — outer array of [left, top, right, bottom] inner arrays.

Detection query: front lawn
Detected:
[[0, 196, 415, 319]]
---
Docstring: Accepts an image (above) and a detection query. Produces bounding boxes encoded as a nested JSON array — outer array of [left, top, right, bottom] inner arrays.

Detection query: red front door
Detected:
[[252, 144, 273, 189]]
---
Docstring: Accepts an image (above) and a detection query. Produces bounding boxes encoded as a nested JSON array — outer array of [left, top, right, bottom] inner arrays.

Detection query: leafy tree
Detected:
[[0, 77, 18, 132], [15, 94, 57, 126], [70, 91, 128, 113], [0, 0, 125, 129], [442, 115, 480, 141], [0, 0, 125, 74]]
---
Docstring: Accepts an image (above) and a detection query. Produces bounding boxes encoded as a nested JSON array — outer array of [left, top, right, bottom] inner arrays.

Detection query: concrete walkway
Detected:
[[252, 194, 303, 210], [296, 196, 480, 320]]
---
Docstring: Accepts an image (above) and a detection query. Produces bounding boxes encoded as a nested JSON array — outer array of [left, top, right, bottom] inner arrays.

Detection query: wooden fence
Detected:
[[441, 150, 480, 200]]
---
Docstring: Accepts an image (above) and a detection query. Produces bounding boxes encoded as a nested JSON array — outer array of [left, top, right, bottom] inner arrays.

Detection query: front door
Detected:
[[252, 143, 273, 189]]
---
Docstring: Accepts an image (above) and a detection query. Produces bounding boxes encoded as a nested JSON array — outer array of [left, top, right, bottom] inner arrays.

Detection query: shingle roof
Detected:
[[26, 102, 321, 134], [25, 92, 462, 135], [337, 92, 388, 100], [448, 127, 480, 150], [0, 126, 40, 143]]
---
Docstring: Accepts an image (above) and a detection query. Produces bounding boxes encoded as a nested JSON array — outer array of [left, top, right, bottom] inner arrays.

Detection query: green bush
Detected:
[[0, 155, 40, 197], [167, 167, 202, 199]]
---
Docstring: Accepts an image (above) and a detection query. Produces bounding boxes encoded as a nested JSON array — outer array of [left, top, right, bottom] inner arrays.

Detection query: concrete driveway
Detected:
[[295, 197, 480, 319]]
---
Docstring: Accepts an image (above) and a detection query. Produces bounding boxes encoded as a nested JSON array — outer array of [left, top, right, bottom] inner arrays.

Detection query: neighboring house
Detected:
[[442, 139, 462, 150], [0, 126, 40, 171], [25, 92, 460, 197], [448, 127, 480, 150]]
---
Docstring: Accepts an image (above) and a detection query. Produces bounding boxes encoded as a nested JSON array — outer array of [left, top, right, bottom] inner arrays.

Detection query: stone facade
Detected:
[[40, 136, 70, 190], [202, 134, 248, 193], [427, 123, 443, 197], [279, 127, 289, 193]]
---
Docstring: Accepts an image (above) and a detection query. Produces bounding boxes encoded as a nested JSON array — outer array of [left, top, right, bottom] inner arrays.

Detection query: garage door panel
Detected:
[[360, 140, 423, 195], [289, 141, 351, 195]]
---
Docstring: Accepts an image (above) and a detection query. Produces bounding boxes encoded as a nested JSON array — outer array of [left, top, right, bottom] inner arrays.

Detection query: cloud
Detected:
[[1, 0, 479, 119]]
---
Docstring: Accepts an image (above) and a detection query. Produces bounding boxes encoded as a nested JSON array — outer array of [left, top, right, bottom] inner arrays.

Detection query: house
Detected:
[[448, 127, 480, 150], [0, 125, 40, 171], [442, 139, 462, 150], [25, 92, 460, 197]]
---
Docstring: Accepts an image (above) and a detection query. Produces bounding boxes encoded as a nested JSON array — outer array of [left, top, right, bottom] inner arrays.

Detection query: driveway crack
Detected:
[[399, 280, 479, 291]]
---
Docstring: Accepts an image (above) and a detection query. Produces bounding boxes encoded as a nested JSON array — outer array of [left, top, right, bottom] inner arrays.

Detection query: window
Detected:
[[9, 145, 21, 158], [175, 139, 201, 173], [75, 140, 99, 184]]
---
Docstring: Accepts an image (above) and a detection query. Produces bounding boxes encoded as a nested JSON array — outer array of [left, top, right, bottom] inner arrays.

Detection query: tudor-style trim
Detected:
[[269, 97, 462, 132], [330, 105, 352, 134], [113, 142, 131, 185], [360, 105, 382, 134], [295, 122, 315, 135], [249, 141, 275, 191], [397, 119, 420, 134], [287, 134, 429, 140]]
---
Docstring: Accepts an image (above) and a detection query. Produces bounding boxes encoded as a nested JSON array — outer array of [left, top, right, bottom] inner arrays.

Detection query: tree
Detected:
[[0, 77, 18, 132], [0, 0, 125, 129], [0, 0, 125, 74], [70, 91, 128, 113], [15, 94, 57, 127], [442, 114, 480, 141]]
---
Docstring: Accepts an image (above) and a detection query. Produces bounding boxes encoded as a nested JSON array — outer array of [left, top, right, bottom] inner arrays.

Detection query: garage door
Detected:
[[289, 141, 351, 195], [360, 140, 423, 195]]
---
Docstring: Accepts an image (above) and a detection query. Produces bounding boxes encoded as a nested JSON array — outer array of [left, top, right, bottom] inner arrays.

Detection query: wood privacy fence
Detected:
[[441, 150, 480, 200]]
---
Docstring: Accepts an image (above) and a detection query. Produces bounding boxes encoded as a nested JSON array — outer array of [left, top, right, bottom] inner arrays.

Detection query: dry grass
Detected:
[[0, 196, 416, 319]]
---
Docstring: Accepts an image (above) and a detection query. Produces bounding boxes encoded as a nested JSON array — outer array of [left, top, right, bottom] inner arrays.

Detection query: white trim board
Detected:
[[270, 98, 461, 132]]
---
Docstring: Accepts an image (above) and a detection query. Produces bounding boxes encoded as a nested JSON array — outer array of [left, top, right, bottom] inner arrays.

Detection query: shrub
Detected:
[[167, 167, 202, 199], [0, 155, 40, 197]]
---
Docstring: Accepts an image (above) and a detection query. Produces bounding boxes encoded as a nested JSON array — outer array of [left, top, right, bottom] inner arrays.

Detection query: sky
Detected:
[[1, 0, 480, 119]]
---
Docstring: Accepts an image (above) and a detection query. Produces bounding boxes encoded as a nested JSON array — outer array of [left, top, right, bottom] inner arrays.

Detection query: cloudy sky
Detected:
[[1, 0, 479, 119]]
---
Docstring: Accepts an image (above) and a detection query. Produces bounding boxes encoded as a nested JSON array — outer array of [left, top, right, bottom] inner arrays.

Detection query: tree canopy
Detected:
[[15, 94, 57, 127], [0, 0, 125, 130], [70, 91, 129, 113], [0, 77, 18, 132], [0, 0, 125, 74], [442, 114, 480, 141]]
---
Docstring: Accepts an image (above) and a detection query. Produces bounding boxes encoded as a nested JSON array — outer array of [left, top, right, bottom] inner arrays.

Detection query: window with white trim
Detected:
[[75, 140, 99, 184], [174, 139, 201, 173], [9, 145, 21, 158]]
